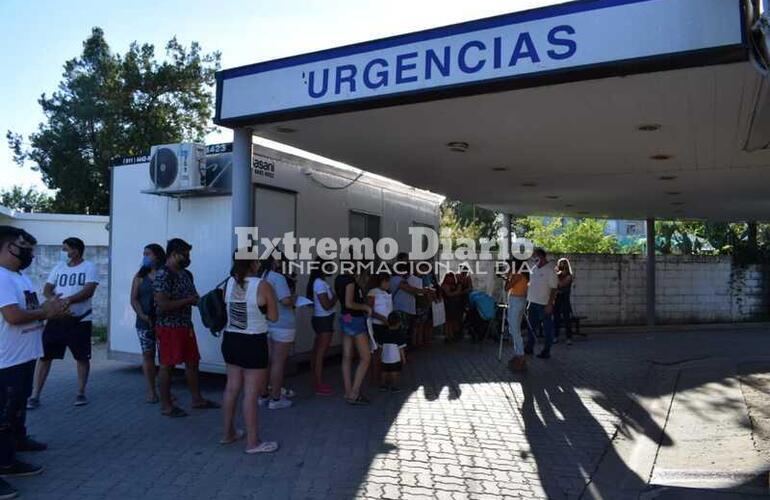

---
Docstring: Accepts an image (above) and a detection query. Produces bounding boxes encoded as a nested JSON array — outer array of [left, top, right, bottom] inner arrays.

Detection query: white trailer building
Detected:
[[108, 141, 442, 372]]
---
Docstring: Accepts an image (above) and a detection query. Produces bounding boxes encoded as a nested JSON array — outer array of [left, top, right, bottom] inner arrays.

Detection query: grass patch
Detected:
[[92, 326, 108, 344]]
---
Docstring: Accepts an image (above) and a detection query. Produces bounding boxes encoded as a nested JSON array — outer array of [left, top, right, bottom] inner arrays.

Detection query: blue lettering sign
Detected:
[[458, 41, 486, 74], [364, 58, 389, 89], [395, 52, 419, 84], [547, 25, 577, 60]]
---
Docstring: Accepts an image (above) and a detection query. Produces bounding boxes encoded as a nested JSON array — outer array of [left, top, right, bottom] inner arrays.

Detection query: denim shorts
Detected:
[[339, 314, 367, 337]]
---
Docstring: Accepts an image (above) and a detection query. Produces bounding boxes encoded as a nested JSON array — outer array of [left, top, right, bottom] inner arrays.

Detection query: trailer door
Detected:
[[254, 186, 297, 248]]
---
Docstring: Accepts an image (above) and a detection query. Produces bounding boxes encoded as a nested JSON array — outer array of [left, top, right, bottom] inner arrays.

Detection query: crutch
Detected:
[[498, 302, 507, 361]]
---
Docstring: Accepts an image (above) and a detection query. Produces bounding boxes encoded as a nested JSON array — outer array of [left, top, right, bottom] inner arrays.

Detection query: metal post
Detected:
[[646, 218, 656, 327], [231, 128, 253, 253], [502, 213, 512, 258]]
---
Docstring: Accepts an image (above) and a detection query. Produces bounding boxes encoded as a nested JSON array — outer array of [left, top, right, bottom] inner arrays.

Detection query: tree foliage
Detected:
[[440, 201, 500, 242], [517, 217, 619, 254], [0, 186, 55, 213], [7, 27, 220, 215]]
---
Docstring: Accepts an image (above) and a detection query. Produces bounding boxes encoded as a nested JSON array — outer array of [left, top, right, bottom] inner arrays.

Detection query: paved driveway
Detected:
[[15, 327, 770, 499]]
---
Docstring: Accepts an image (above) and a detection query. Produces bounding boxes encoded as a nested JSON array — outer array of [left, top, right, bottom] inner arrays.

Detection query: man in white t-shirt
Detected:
[[28, 237, 99, 409], [0, 226, 69, 497], [525, 248, 559, 359], [389, 253, 425, 345]]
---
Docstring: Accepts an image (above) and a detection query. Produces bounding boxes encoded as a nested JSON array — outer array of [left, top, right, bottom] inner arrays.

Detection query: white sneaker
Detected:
[[268, 397, 293, 410], [280, 387, 296, 399], [258, 395, 270, 407]]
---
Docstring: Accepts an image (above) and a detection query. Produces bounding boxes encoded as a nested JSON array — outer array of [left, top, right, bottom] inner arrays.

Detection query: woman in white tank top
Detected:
[[220, 254, 278, 454]]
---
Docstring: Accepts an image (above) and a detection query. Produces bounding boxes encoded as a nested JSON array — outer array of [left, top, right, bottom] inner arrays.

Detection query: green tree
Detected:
[[440, 201, 500, 243], [0, 186, 54, 213], [7, 27, 220, 215], [517, 216, 619, 254]]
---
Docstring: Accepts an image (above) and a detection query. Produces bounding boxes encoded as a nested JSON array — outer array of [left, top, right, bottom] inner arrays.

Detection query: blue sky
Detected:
[[0, 0, 558, 193]]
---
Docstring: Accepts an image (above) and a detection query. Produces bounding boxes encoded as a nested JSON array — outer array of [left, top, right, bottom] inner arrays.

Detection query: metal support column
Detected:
[[646, 218, 656, 327], [231, 127, 253, 253]]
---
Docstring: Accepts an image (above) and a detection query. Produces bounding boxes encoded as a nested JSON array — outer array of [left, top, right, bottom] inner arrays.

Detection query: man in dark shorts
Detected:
[[153, 238, 219, 417], [29, 237, 99, 408], [0, 226, 70, 498]]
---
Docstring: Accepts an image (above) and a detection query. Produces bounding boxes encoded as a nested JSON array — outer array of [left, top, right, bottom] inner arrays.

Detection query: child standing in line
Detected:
[[380, 312, 407, 392], [367, 273, 392, 386]]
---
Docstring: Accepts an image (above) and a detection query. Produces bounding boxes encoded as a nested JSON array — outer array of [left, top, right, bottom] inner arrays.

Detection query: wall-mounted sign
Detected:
[[216, 0, 744, 125]]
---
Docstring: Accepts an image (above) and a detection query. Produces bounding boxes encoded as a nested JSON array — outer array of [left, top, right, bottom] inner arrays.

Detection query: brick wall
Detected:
[[26, 245, 110, 327], [446, 254, 770, 326]]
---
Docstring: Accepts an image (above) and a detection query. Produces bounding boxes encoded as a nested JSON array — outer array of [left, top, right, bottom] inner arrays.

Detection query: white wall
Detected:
[[0, 210, 109, 247]]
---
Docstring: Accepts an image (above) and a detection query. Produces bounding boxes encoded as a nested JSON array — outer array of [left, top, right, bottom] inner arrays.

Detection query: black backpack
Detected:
[[198, 277, 229, 337]]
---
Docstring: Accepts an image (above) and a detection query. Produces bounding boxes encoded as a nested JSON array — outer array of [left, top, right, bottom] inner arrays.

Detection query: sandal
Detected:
[[346, 394, 371, 406], [161, 406, 188, 418], [245, 441, 279, 454], [219, 429, 245, 445], [192, 399, 221, 410]]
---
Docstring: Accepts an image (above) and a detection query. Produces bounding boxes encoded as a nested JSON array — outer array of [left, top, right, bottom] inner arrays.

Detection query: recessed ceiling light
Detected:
[[446, 141, 469, 151], [565, 204, 575, 208], [671, 201, 685, 206], [546, 195, 559, 200], [520, 182, 538, 188], [275, 126, 297, 134], [658, 175, 677, 181], [650, 154, 673, 161], [491, 167, 508, 172], [665, 191, 682, 196], [637, 124, 662, 132]]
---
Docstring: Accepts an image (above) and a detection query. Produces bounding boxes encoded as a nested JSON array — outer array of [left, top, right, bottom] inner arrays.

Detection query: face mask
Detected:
[[141, 256, 153, 268], [60, 251, 69, 263], [10, 246, 34, 270]]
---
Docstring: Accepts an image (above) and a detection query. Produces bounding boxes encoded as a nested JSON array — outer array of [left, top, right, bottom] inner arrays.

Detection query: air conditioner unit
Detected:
[[149, 143, 206, 192]]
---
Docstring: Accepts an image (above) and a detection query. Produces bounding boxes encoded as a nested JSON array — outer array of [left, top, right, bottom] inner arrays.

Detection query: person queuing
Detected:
[[389, 253, 424, 347], [259, 253, 296, 410], [28, 237, 99, 409], [554, 257, 574, 346], [506, 259, 529, 371], [379, 312, 407, 392], [413, 264, 435, 347], [440, 267, 471, 343], [0, 226, 69, 499], [307, 260, 337, 396], [525, 248, 558, 359], [130, 244, 165, 403], [220, 252, 279, 454], [153, 238, 219, 417], [334, 258, 372, 406], [366, 273, 392, 388]]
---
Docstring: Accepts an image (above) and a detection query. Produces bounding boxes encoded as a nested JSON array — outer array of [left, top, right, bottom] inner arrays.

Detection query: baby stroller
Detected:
[[465, 290, 498, 342]]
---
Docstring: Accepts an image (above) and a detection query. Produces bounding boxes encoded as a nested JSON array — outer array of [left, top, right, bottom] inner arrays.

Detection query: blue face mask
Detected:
[[141, 256, 153, 268], [59, 251, 69, 263]]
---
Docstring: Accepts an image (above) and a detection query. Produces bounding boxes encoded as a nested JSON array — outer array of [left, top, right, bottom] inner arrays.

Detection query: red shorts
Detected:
[[156, 326, 200, 366]]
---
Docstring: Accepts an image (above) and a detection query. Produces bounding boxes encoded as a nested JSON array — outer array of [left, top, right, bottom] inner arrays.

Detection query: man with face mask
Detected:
[[29, 237, 99, 409], [0, 226, 69, 499], [525, 248, 559, 359], [153, 238, 219, 417]]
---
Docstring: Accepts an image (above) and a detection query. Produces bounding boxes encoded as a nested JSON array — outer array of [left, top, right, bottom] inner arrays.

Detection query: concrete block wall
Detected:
[[446, 254, 769, 326], [26, 245, 110, 327]]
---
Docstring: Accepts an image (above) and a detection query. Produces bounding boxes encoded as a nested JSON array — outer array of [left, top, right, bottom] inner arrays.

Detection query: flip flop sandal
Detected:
[[245, 441, 279, 454], [192, 399, 221, 410], [162, 406, 188, 418], [219, 429, 245, 445], [346, 395, 370, 406]]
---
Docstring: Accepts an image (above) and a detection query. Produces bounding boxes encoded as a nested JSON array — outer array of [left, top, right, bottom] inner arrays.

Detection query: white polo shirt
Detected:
[[527, 261, 558, 305]]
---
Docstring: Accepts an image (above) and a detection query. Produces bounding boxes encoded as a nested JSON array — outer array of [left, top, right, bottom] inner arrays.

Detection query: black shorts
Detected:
[[382, 361, 402, 373], [221, 331, 268, 369], [42, 320, 92, 361], [372, 324, 388, 345], [311, 314, 335, 334]]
